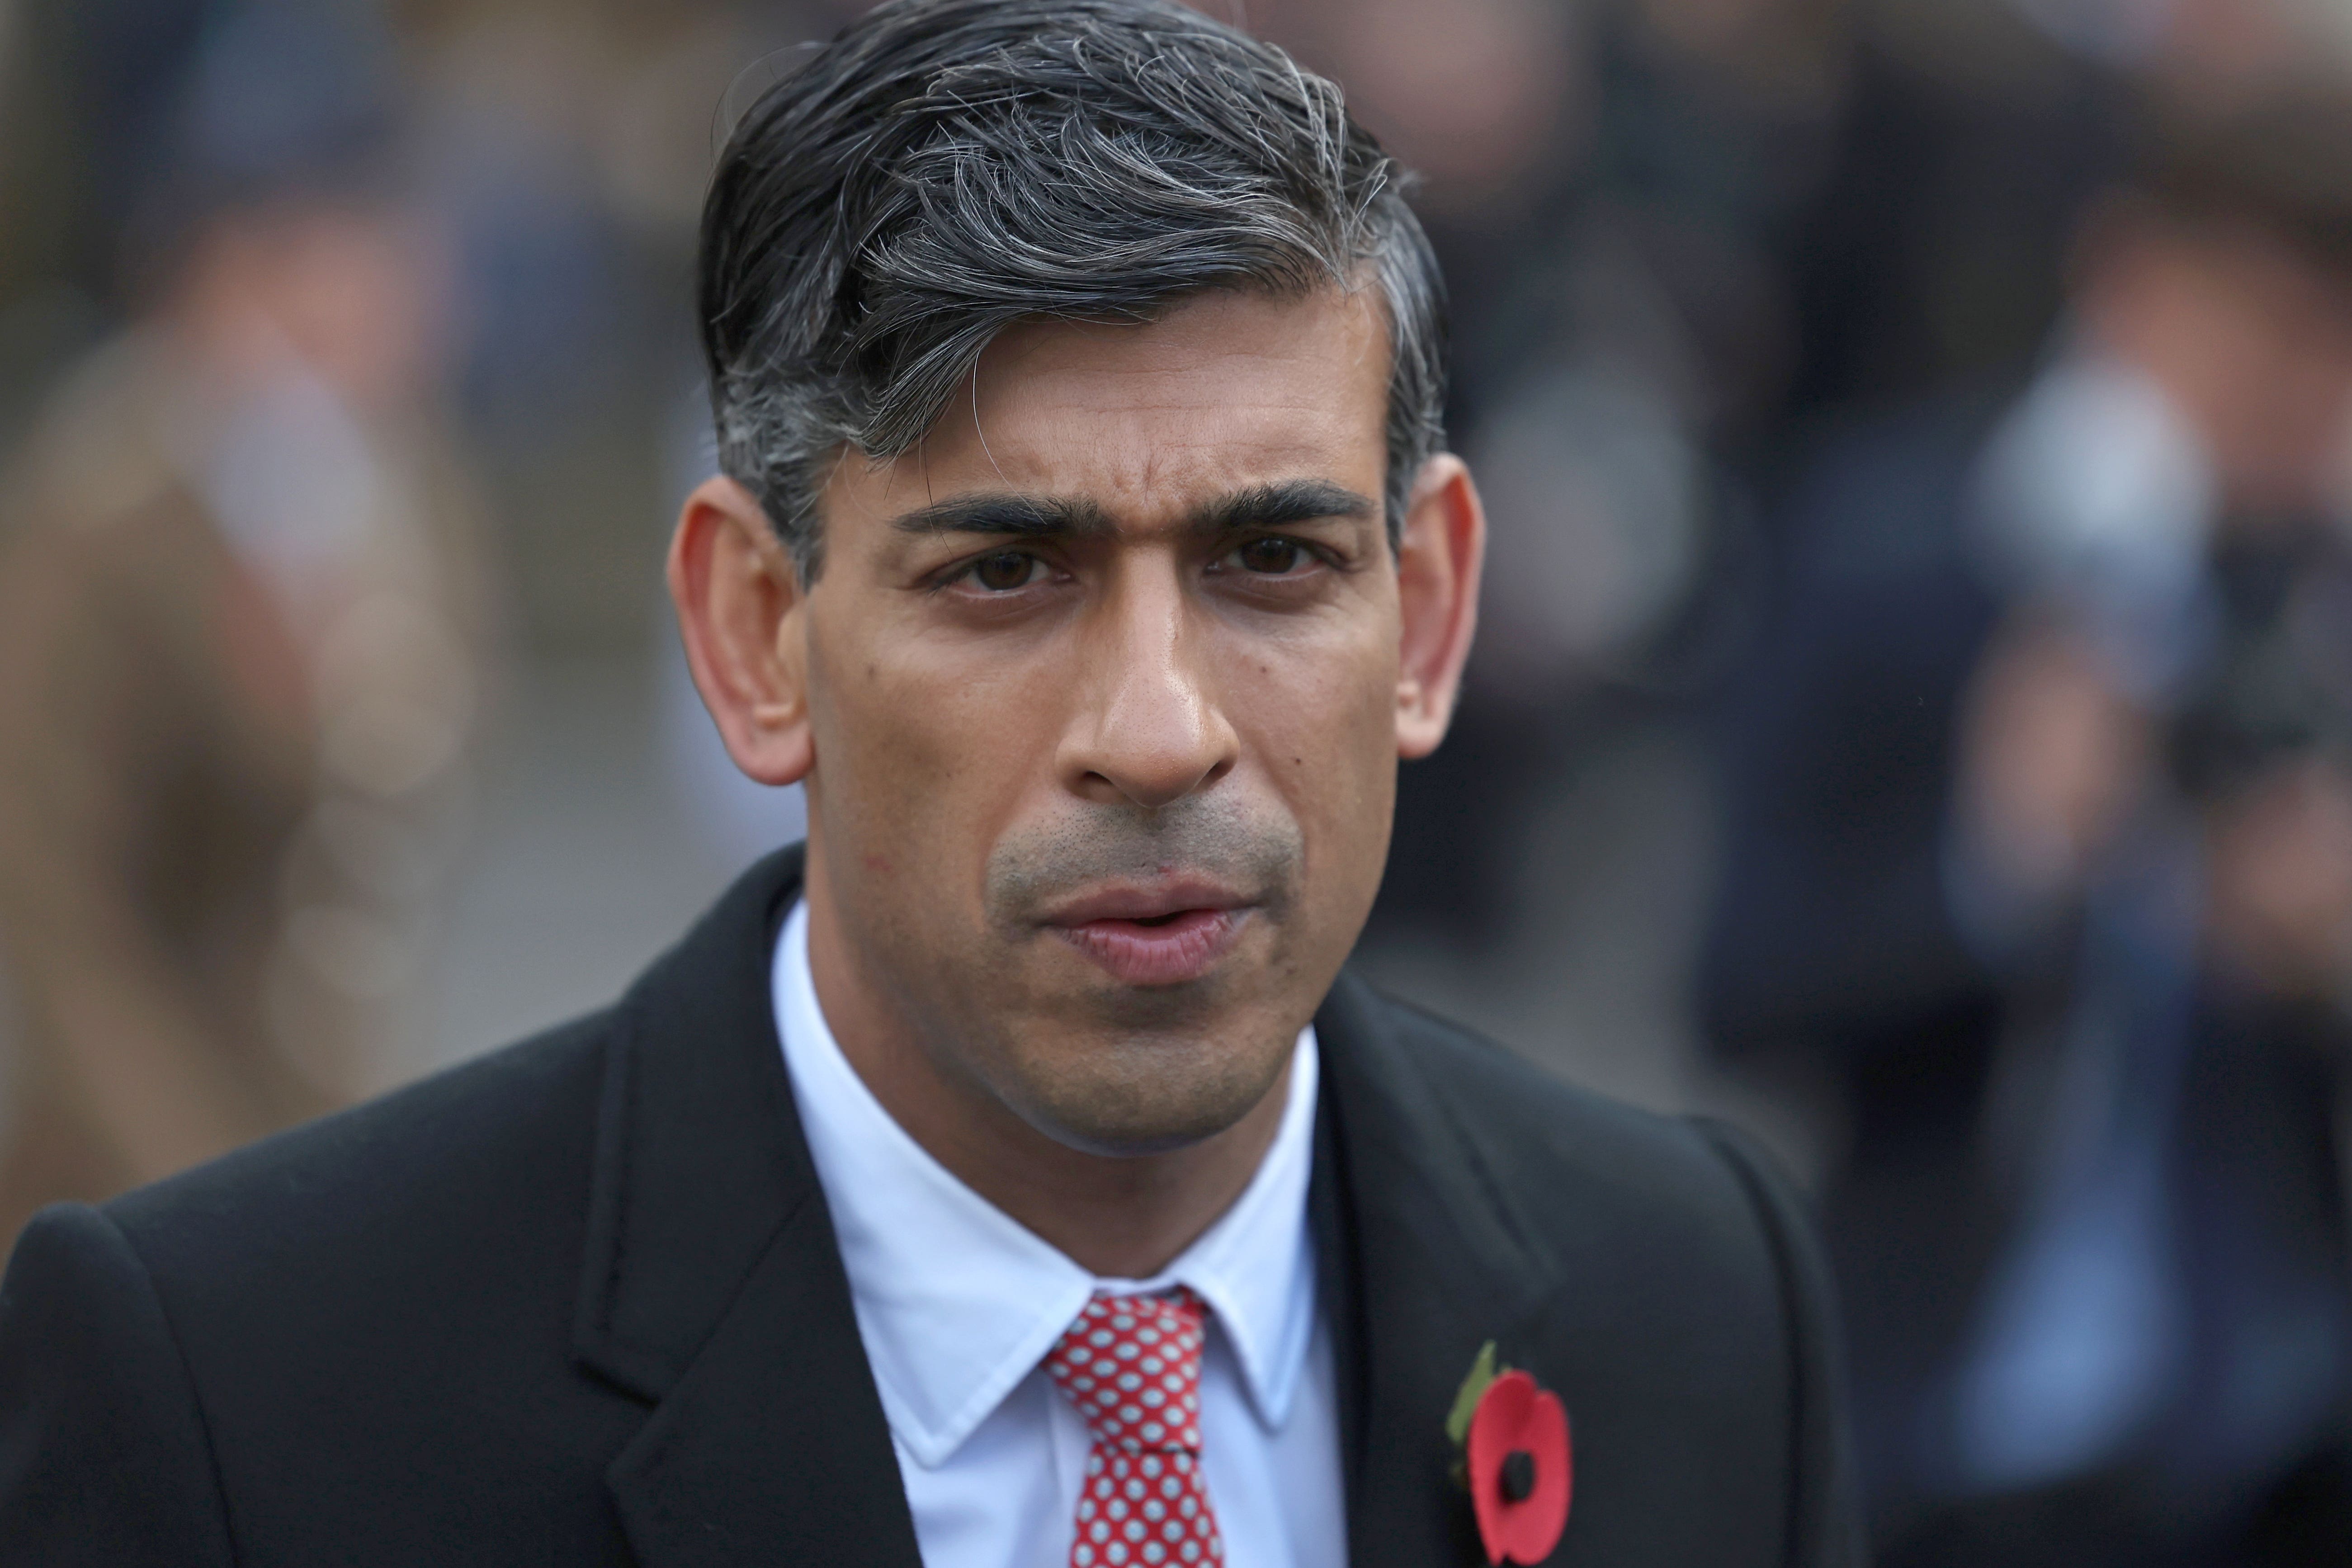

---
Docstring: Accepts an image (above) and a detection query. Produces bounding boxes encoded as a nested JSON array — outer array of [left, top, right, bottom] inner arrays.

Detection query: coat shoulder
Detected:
[[101, 1008, 615, 1292], [1348, 983, 1862, 1567], [1364, 983, 1779, 1234], [14, 1012, 652, 1563]]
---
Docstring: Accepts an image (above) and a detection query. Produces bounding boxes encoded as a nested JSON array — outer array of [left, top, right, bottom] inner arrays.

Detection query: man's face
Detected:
[[2093, 211, 2352, 511], [797, 288, 1414, 1155]]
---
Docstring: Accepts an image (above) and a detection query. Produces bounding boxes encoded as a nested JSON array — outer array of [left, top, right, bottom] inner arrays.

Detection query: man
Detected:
[[1703, 87, 2352, 1566], [0, 0, 485, 1251], [0, 3, 1856, 1563]]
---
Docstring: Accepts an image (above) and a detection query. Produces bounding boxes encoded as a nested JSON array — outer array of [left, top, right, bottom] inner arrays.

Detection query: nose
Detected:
[[1058, 564, 1238, 811]]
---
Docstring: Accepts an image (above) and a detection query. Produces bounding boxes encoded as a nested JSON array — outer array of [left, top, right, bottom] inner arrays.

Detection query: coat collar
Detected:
[[576, 846, 1560, 1567]]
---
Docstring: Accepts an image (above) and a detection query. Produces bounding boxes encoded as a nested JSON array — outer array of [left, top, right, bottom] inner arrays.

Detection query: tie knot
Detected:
[[1047, 1289, 1207, 1454]]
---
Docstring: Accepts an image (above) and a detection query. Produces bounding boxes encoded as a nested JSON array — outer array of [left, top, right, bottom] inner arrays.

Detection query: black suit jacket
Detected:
[[0, 846, 1857, 1565]]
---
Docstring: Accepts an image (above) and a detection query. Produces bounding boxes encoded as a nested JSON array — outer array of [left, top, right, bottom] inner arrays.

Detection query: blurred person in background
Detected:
[[0, 0, 488, 1250], [1705, 83, 2352, 1566], [1284, 0, 2129, 973]]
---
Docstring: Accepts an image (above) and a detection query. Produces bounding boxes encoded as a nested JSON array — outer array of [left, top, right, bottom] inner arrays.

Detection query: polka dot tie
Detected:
[[1046, 1289, 1225, 1568]]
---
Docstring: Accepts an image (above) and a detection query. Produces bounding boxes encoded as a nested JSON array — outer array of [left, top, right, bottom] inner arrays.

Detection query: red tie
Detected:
[[1046, 1289, 1226, 1568]]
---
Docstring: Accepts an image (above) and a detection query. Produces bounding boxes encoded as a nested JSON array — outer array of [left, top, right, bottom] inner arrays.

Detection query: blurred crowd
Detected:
[[6, 0, 2352, 1563]]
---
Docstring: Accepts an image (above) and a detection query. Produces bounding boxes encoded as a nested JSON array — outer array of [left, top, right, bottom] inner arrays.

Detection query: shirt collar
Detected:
[[772, 897, 1320, 1470]]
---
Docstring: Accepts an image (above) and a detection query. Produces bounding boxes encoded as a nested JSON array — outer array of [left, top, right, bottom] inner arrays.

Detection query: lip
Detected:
[[1041, 880, 1253, 987]]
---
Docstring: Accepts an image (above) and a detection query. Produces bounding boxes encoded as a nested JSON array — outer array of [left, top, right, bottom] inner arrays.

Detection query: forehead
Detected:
[[836, 286, 1392, 527]]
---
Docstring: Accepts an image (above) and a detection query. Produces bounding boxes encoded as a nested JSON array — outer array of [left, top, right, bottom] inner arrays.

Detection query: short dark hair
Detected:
[[697, 0, 1447, 577], [2139, 86, 2352, 276]]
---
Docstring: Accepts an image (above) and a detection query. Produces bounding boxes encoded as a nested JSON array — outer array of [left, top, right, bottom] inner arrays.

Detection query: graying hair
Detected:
[[698, 0, 1447, 578]]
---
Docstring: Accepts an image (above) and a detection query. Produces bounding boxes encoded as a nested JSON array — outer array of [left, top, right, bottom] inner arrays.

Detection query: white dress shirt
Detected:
[[772, 899, 1346, 1568]]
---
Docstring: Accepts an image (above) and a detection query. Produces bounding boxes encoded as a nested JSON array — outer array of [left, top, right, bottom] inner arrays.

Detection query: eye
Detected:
[[1229, 537, 1312, 576], [963, 550, 1043, 592]]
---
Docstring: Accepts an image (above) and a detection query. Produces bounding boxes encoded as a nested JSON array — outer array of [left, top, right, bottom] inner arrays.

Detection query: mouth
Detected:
[[1041, 882, 1254, 987]]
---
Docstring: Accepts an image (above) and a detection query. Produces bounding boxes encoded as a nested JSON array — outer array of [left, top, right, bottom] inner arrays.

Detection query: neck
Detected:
[[800, 851, 1293, 1280]]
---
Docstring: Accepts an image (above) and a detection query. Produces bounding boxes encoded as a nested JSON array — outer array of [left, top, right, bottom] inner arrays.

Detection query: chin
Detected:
[[1006, 1029, 1292, 1158]]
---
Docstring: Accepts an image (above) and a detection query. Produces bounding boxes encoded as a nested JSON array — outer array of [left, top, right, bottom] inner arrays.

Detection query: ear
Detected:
[[1394, 453, 1486, 760], [668, 475, 815, 786]]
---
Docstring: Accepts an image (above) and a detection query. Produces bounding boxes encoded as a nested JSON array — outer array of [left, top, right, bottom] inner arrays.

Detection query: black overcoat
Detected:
[[0, 845, 1858, 1565]]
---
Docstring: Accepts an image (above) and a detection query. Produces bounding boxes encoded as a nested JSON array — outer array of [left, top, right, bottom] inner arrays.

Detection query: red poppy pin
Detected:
[[1445, 1341, 1571, 1565]]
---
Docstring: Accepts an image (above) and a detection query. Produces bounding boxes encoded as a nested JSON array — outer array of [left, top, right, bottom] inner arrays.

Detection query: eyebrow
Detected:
[[890, 493, 1113, 538], [1197, 479, 1375, 533], [889, 478, 1376, 540]]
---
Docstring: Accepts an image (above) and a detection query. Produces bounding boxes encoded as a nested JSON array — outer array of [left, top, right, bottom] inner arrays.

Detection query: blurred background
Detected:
[[5, 0, 2352, 1560]]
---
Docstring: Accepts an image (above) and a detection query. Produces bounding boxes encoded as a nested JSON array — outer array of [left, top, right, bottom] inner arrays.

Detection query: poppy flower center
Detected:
[[1500, 1449, 1535, 1503]]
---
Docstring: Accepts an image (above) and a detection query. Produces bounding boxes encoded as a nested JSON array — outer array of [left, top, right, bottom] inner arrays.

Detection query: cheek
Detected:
[[1224, 620, 1400, 874], [807, 611, 1052, 869]]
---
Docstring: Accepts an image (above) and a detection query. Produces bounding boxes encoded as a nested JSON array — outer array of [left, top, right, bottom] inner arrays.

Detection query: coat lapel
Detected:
[[576, 845, 922, 1568], [1312, 971, 1564, 1568]]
